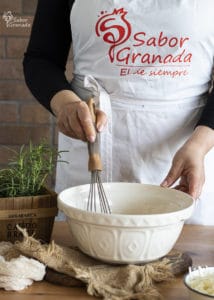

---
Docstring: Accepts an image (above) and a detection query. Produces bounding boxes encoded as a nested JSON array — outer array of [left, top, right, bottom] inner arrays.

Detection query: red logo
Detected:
[[95, 8, 131, 63], [95, 7, 192, 78]]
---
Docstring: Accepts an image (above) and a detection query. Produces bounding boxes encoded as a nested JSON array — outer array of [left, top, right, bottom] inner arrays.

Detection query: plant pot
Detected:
[[0, 189, 58, 243]]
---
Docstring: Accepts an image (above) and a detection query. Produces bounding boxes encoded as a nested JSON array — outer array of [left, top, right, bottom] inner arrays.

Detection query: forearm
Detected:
[[24, 57, 73, 113], [184, 125, 214, 156], [23, 0, 72, 113], [196, 87, 214, 129]]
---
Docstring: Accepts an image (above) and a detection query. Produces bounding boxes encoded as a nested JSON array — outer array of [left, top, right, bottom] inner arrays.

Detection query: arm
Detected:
[[161, 87, 214, 198], [196, 87, 214, 129], [23, 0, 74, 112], [23, 0, 107, 141]]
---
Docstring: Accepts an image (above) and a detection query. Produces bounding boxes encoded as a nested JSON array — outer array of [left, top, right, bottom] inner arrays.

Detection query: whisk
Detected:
[[87, 98, 111, 214]]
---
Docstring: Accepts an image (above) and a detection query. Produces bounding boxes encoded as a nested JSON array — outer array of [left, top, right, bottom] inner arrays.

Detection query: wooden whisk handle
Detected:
[[87, 98, 96, 123], [87, 98, 102, 172]]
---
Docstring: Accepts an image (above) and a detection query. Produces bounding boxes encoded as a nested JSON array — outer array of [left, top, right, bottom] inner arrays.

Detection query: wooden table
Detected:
[[1, 222, 214, 299]]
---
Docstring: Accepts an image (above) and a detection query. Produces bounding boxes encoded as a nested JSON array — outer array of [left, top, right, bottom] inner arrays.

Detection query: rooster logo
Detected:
[[95, 8, 131, 63], [2, 11, 14, 25]]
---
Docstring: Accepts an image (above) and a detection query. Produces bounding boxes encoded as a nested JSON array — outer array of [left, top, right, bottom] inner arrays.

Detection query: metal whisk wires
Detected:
[[87, 98, 111, 214], [88, 171, 111, 213]]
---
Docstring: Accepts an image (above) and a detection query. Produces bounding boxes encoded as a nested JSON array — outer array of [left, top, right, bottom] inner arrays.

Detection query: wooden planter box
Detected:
[[0, 189, 58, 243]]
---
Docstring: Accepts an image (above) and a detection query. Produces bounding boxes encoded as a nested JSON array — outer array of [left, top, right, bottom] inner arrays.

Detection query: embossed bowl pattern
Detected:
[[58, 183, 194, 263]]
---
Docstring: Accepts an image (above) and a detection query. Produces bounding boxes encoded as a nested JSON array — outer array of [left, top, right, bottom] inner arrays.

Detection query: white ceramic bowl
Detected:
[[184, 267, 214, 299], [58, 183, 194, 264]]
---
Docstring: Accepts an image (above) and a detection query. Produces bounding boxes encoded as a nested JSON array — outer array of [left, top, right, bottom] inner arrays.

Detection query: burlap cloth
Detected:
[[10, 226, 191, 300]]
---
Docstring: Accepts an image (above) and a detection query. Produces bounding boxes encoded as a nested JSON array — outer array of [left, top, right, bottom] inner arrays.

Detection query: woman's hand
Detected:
[[50, 90, 107, 142], [161, 143, 205, 199], [161, 126, 214, 199]]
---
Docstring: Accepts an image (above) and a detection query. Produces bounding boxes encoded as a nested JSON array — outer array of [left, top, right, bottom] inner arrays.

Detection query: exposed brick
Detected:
[[0, 38, 5, 58], [6, 37, 28, 58], [0, 1, 59, 180], [27, 126, 52, 143], [0, 0, 22, 14], [22, 0, 37, 14], [20, 103, 52, 124], [0, 102, 18, 122], [0, 80, 34, 101], [0, 125, 51, 145], [0, 59, 24, 79], [0, 16, 33, 37]]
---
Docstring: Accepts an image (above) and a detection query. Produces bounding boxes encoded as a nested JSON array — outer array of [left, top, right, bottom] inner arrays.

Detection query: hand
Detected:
[[50, 90, 107, 142], [161, 143, 205, 199], [56, 101, 107, 142], [161, 125, 214, 199]]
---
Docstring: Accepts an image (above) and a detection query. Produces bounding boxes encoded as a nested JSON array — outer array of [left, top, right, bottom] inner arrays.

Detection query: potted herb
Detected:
[[0, 141, 64, 243]]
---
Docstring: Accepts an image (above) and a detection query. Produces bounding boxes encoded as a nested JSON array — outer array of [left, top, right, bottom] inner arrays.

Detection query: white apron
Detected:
[[56, 0, 214, 225]]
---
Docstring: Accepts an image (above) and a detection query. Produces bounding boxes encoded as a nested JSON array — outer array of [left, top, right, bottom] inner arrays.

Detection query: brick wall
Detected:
[[0, 1, 72, 186]]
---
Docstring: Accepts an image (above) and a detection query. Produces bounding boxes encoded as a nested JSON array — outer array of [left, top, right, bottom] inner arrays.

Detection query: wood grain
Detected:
[[0, 222, 213, 299]]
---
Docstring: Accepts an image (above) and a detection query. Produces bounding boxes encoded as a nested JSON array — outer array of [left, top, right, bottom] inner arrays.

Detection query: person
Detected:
[[23, 0, 214, 224]]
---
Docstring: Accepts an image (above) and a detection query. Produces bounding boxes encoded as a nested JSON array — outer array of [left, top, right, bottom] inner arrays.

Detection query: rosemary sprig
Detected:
[[0, 141, 67, 197]]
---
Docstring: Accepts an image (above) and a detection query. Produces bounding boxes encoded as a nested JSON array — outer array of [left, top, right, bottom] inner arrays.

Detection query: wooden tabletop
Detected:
[[1, 222, 214, 299]]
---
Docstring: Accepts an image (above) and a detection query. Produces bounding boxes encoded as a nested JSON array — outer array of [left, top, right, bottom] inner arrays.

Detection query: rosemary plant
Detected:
[[0, 141, 66, 197]]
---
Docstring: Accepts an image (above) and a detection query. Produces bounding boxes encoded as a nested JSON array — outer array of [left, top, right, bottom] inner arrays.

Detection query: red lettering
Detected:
[[147, 37, 156, 47], [169, 37, 179, 48], [149, 69, 189, 78], [164, 54, 173, 64], [141, 53, 150, 64], [116, 47, 130, 65], [132, 53, 141, 63], [133, 32, 146, 47], [119, 67, 146, 76], [135, 69, 146, 75], [158, 31, 168, 47], [120, 68, 129, 76], [180, 37, 189, 48], [152, 54, 162, 64], [184, 53, 192, 63], [115, 47, 192, 66], [173, 49, 185, 63]]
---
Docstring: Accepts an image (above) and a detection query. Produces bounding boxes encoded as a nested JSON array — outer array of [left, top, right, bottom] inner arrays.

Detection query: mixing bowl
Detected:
[[58, 183, 194, 264]]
